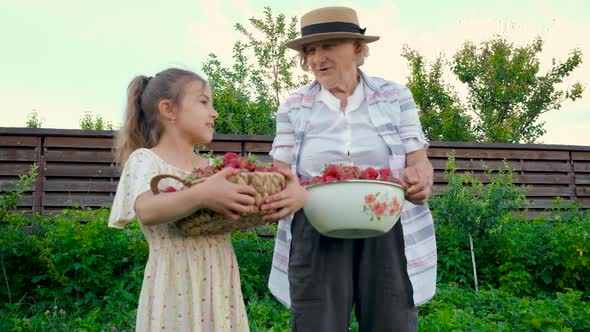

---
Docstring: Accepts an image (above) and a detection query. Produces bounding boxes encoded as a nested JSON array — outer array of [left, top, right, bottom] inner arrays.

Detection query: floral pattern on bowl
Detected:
[[363, 192, 402, 221]]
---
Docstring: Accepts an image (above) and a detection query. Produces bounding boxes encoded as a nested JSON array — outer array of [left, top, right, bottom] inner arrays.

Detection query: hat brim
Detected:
[[285, 32, 380, 50]]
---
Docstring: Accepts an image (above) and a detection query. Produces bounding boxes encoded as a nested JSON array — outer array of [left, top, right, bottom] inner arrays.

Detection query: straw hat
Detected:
[[285, 6, 380, 50]]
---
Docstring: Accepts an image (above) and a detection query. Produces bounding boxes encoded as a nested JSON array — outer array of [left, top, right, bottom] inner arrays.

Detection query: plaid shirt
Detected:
[[268, 70, 437, 307]]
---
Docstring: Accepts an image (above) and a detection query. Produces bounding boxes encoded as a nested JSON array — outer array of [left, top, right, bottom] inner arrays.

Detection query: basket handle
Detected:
[[150, 174, 198, 195]]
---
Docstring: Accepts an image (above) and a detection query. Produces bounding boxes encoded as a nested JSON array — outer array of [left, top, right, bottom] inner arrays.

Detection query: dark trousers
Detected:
[[288, 209, 417, 332]]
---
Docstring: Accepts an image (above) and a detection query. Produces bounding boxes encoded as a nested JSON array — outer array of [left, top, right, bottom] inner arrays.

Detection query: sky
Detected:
[[1, 0, 589, 145]]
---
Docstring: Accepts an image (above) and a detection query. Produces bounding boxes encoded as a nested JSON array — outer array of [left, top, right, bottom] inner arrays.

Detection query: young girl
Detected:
[[109, 68, 257, 331]]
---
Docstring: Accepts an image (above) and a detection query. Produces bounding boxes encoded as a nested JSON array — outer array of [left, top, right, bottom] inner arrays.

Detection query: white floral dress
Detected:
[[109, 148, 249, 332]]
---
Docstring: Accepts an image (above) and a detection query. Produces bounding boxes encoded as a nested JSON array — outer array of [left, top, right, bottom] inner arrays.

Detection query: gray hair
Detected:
[[297, 38, 370, 72]]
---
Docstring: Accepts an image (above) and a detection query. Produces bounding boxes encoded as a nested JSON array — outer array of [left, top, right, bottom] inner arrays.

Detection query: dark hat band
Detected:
[[301, 22, 366, 37]]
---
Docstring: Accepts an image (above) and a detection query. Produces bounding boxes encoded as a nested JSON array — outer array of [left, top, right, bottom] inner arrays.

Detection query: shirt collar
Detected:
[[319, 79, 365, 113]]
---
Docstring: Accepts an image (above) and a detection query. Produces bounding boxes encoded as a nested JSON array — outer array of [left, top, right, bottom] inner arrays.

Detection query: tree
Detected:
[[79, 112, 114, 130], [402, 48, 476, 142], [404, 36, 584, 143], [202, 7, 310, 135], [25, 110, 43, 128]]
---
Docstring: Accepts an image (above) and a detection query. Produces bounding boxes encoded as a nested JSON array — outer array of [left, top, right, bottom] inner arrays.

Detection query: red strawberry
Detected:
[[300, 180, 311, 186], [228, 159, 242, 169], [238, 157, 250, 169], [223, 152, 240, 167], [208, 166, 220, 174], [324, 176, 338, 183], [266, 166, 279, 173], [323, 164, 341, 178], [246, 162, 256, 172], [340, 173, 354, 180], [164, 186, 177, 192], [366, 167, 378, 179], [378, 168, 391, 179], [341, 166, 361, 177], [359, 170, 371, 180]]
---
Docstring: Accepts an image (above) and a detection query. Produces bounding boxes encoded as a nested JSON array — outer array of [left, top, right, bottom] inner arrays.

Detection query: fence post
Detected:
[[569, 151, 577, 203], [33, 134, 45, 216]]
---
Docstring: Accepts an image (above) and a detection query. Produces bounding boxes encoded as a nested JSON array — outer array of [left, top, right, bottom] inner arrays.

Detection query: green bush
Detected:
[[1, 161, 589, 331], [419, 283, 590, 331], [488, 204, 590, 297], [0, 205, 288, 331], [430, 156, 590, 298], [429, 156, 528, 287], [0, 208, 143, 331]]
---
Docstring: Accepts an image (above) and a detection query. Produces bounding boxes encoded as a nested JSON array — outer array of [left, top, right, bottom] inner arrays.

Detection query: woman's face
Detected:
[[303, 39, 360, 90]]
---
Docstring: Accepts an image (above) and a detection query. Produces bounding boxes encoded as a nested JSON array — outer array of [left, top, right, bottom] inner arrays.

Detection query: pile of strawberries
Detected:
[[163, 153, 404, 193], [299, 164, 404, 187], [163, 152, 278, 192], [190, 152, 278, 179]]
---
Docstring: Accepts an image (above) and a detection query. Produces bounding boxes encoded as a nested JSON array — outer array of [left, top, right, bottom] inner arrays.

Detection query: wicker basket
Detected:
[[150, 171, 286, 236]]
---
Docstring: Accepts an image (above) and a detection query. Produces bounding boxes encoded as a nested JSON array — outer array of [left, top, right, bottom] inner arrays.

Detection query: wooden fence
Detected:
[[1, 128, 589, 216]]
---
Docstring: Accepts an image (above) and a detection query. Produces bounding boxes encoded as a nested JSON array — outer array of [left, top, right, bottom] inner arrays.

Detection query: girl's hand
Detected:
[[196, 167, 257, 220], [260, 169, 308, 221]]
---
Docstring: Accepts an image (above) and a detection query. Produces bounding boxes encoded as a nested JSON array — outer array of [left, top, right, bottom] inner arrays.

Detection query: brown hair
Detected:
[[113, 68, 206, 165], [298, 38, 370, 72]]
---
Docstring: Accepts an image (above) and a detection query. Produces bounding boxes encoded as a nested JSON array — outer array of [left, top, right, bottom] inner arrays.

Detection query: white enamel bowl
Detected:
[[303, 180, 405, 239]]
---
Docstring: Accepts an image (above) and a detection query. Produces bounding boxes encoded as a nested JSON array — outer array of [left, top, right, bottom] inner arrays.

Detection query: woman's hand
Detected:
[[403, 148, 434, 205], [260, 168, 308, 221], [196, 167, 258, 220]]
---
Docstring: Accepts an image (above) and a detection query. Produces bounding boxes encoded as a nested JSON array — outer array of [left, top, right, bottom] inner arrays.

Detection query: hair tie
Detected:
[[137, 76, 153, 113], [143, 76, 153, 89]]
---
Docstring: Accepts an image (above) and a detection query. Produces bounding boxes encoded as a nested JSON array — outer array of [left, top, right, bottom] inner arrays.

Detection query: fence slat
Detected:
[[576, 187, 590, 197], [44, 137, 114, 149], [576, 174, 590, 185], [430, 159, 571, 172], [572, 152, 590, 161], [44, 180, 118, 192], [526, 186, 574, 197], [427, 148, 570, 160], [0, 136, 39, 147], [43, 194, 113, 207], [44, 150, 114, 162], [528, 198, 574, 209], [0, 163, 36, 176], [201, 141, 242, 153], [574, 162, 590, 172], [44, 164, 121, 178], [0, 179, 36, 191], [244, 142, 273, 153], [0, 148, 38, 161]]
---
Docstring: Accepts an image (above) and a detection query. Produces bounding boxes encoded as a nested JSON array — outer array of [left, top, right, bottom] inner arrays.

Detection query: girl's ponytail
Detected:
[[113, 68, 206, 166]]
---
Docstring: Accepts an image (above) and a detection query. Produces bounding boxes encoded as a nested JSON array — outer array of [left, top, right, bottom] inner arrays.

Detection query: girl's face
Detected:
[[175, 80, 218, 144]]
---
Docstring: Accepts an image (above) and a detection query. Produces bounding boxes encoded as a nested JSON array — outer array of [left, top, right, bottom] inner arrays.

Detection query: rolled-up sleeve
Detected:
[[269, 102, 295, 164], [399, 86, 429, 153]]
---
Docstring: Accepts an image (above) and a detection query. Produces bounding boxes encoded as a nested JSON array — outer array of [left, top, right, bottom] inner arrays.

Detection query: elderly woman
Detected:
[[260, 6, 436, 332]]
